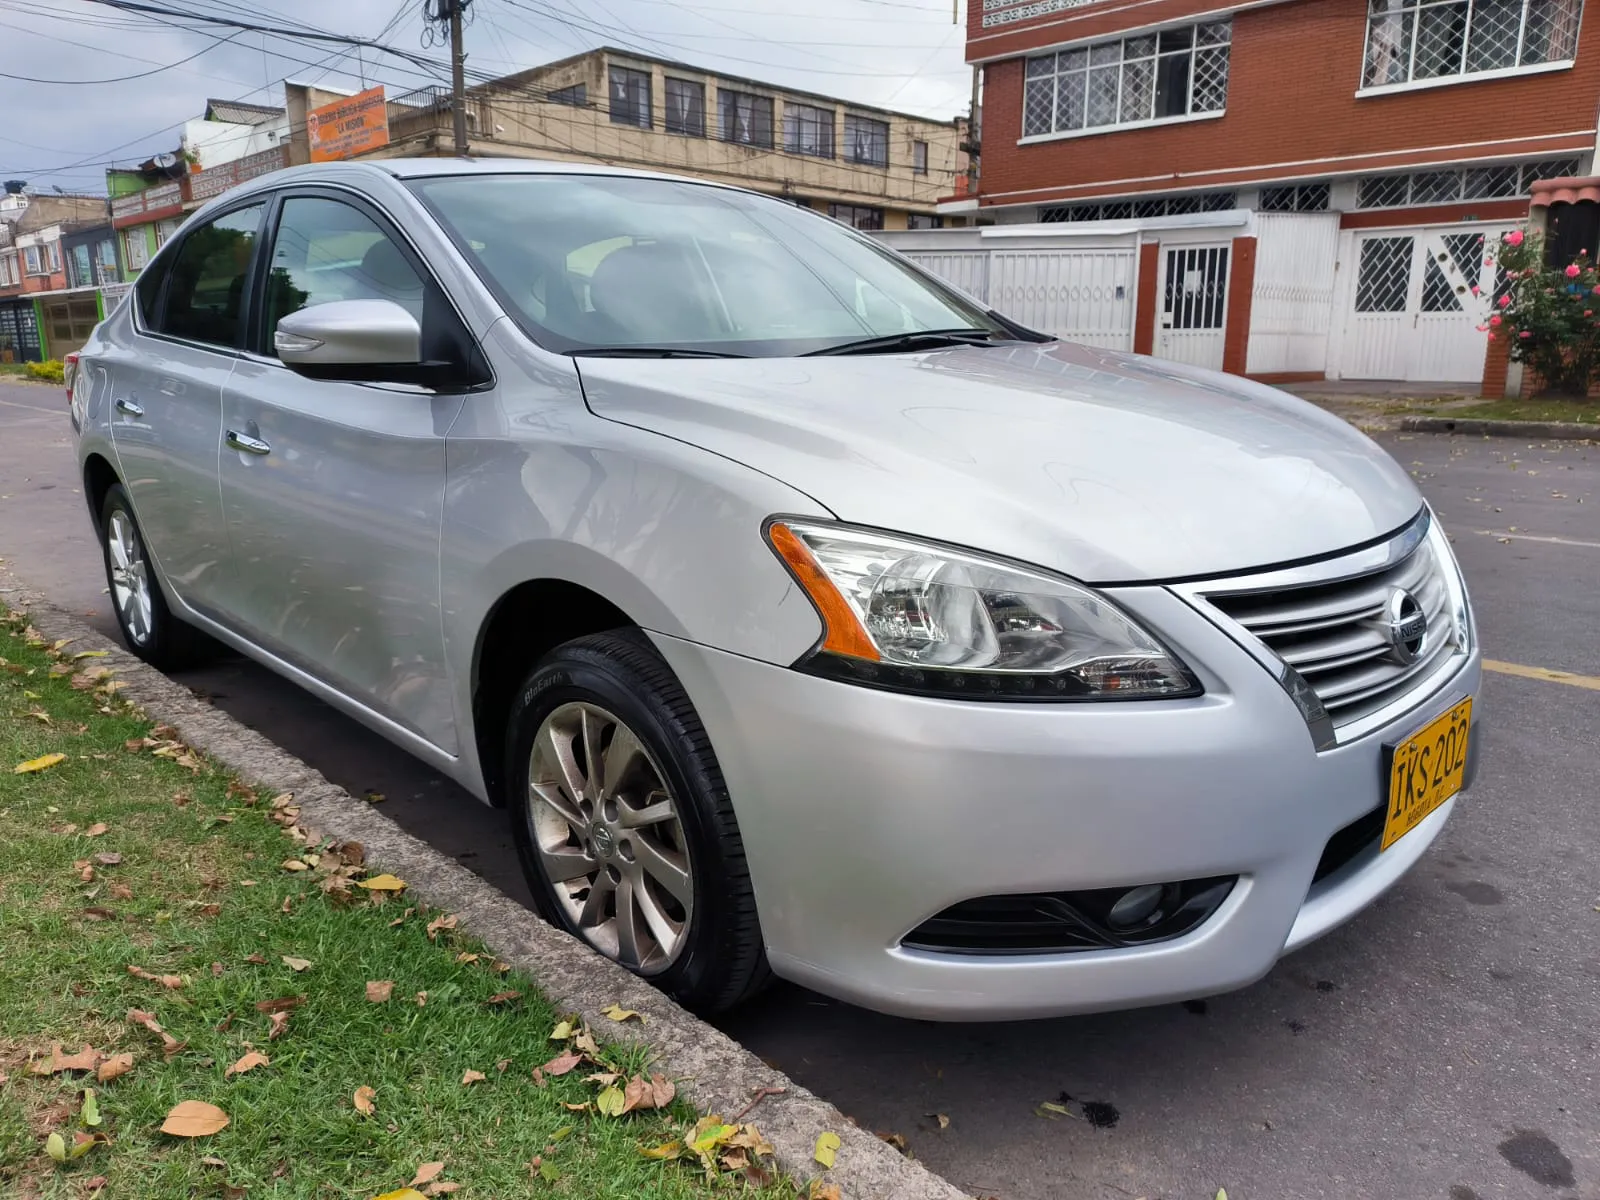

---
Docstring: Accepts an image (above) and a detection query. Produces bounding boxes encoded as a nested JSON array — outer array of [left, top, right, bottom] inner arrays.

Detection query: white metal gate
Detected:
[[885, 234, 1137, 351], [1158, 244, 1230, 369], [1343, 226, 1509, 382], [1247, 213, 1340, 375], [987, 249, 1136, 349]]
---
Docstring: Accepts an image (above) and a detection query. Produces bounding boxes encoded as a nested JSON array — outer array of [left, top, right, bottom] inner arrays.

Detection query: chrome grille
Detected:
[[1203, 537, 1460, 729]]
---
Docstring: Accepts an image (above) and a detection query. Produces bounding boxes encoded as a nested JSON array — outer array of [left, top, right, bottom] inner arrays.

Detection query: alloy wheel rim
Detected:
[[527, 701, 694, 975], [106, 510, 153, 647]]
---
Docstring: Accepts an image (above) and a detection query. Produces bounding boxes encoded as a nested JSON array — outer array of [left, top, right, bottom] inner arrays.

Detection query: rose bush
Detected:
[[1483, 228, 1600, 397]]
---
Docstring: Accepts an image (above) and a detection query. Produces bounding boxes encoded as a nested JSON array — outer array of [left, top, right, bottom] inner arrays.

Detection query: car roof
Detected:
[[223, 155, 742, 202]]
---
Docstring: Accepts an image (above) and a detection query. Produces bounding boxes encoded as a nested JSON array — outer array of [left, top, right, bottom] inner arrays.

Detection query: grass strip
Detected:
[[0, 609, 795, 1199]]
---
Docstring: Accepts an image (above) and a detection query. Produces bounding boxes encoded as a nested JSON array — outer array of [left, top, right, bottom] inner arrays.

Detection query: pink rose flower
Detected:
[[1476, 323, 1489, 332], [1567, 264, 1582, 278], [1586, 310, 1594, 317], [1487, 332, 1497, 341], [1498, 294, 1511, 307], [1505, 229, 1525, 246], [1490, 314, 1503, 326], [1520, 330, 1531, 338], [1470, 285, 1481, 296]]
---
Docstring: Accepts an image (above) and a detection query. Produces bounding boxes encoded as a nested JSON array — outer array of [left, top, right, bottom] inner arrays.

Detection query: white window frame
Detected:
[[22, 245, 44, 276], [1357, 0, 1584, 96], [1019, 19, 1231, 144], [843, 114, 890, 167], [912, 140, 929, 174], [123, 228, 149, 271], [0, 253, 16, 287], [47, 241, 61, 273]]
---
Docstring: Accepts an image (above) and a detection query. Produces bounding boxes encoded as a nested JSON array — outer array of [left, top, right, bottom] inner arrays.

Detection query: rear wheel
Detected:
[[507, 630, 769, 1013], [98, 484, 212, 670]]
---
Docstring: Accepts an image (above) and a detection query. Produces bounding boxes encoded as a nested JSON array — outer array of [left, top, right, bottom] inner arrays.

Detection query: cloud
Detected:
[[0, 0, 971, 190]]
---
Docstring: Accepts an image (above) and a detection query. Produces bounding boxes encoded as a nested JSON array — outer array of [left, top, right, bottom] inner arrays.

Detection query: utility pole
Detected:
[[423, 0, 472, 157], [449, 0, 468, 156]]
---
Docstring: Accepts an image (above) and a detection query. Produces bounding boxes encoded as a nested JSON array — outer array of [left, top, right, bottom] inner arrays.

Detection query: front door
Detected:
[[215, 192, 463, 752], [1345, 228, 1508, 382], [1157, 245, 1230, 370]]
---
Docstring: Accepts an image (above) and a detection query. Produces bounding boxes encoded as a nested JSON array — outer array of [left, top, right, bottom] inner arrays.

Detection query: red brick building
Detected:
[[933, 0, 1596, 390]]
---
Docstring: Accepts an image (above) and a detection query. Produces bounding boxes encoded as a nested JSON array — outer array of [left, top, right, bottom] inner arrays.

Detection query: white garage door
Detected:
[[986, 248, 1137, 350], [1344, 226, 1509, 383]]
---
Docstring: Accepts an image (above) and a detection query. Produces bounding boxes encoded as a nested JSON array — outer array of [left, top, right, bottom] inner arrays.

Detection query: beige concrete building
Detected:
[[364, 48, 969, 230]]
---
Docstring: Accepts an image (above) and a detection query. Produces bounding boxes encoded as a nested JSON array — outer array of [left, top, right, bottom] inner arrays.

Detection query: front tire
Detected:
[[507, 630, 769, 1014], [98, 483, 211, 670]]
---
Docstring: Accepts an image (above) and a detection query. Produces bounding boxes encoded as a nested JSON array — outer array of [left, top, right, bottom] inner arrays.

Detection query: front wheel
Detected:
[[506, 630, 768, 1014]]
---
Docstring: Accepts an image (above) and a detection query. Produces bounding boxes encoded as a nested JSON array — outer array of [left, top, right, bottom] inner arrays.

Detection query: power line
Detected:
[[0, 30, 242, 83]]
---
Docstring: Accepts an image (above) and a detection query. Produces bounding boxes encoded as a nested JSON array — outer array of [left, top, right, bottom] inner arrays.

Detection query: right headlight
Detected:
[[1425, 509, 1475, 656], [765, 519, 1201, 701]]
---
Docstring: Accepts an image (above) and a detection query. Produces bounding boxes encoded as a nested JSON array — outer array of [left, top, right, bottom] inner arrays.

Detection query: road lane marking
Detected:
[[0, 394, 60, 415], [1475, 529, 1600, 550], [1483, 660, 1600, 692]]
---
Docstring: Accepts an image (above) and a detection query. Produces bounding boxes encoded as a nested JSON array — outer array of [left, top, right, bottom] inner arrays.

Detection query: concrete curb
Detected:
[[1398, 416, 1600, 440], [3, 574, 969, 1200]]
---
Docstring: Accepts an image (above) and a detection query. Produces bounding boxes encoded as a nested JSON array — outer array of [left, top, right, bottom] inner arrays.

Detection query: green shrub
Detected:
[[26, 359, 64, 383]]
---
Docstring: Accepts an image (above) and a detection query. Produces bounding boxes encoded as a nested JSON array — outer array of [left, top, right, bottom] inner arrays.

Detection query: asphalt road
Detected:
[[3, 378, 1597, 1200]]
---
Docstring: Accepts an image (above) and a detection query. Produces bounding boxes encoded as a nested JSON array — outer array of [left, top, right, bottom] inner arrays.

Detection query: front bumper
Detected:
[[651, 586, 1481, 1021]]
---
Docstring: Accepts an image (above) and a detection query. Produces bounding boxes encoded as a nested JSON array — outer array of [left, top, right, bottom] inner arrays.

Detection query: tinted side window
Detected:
[[134, 249, 169, 328], [263, 197, 425, 350], [158, 205, 264, 347]]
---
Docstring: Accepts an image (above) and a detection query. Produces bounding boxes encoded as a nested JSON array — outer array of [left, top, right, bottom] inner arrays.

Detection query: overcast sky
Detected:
[[0, 0, 973, 193]]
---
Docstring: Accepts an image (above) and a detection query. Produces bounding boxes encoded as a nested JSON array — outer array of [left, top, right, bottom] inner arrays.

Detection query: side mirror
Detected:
[[274, 299, 425, 382]]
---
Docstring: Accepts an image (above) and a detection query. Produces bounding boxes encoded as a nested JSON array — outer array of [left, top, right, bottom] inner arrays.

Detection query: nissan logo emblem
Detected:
[[1383, 587, 1428, 665]]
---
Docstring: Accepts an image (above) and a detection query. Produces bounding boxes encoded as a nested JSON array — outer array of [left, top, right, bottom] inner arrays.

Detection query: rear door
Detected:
[[106, 201, 267, 616], [214, 188, 464, 752]]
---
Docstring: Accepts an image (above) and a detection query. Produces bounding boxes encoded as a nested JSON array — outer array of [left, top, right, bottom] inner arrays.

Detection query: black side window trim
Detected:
[[134, 197, 269, 357]]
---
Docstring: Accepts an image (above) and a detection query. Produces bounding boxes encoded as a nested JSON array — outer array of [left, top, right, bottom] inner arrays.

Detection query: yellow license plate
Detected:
[[1383, 697, 1473, 851]]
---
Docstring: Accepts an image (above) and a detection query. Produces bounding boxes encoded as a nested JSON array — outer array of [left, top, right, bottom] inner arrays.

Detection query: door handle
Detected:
[[226, 429, 271, 456], [115, 397, 144, 418]]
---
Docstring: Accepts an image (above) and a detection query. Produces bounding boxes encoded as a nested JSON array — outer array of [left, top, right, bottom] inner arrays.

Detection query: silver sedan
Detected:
[[68, 158, 1480, 1019]]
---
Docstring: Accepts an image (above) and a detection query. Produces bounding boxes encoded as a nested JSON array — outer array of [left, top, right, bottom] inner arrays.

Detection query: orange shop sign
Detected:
[[307, 87, 390, 162]]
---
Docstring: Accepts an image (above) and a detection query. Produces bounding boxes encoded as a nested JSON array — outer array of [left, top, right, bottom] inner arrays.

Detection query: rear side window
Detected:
[[263, 197, 425, 347], [157, 205, 264, 348]]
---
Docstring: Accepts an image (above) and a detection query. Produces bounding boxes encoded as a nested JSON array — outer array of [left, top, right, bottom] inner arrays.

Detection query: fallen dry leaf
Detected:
[[410, 1162, 446, 1188], [97, 1053, 134, 1083], [14, 752, 66, 774], [84, 823, 109, 838], [127, 965, 184, 990], [389, 907, 416, 927], [485, 991, 521, 1006], [255, 996, 305, 1014], [75, 859, 95, 882], [931, 1112, 950, 1130], [621, 1072, 676, 1114], [455, 952, 479, 964], [108, 883, 133, 901], [359, 874, 407, 892], [814, 1131, 840, 1169], [226, 1051, 269, 1078], [366, 980, 395, 1003], [267, 1012, 290, 1041], [425, 913, 458, 940], [461, 1069, 487, 1086], [426, 1185, 461, 1197], [280, 896, 292, 914], [561, 1101, 591, 1112], [197, 903, 221, 917], [31, 1044, 102, 1075], [201, 1155, 228, 1168], [281, 956, 313, 973], [540, 1049, 583, 1077], [161, 1100, 230, 1137], [601, 1003, 644, 1024], [82, 906, 116, 921], [281, 859, 309, 873], [353, 1085, 377, 1116], [245, 953, 267, 965]]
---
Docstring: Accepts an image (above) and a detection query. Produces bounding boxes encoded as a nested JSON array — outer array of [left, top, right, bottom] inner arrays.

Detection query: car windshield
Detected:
[[406, 172, 1010, 357]]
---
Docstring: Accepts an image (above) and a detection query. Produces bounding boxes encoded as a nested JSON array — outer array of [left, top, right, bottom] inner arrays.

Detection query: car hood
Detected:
[[574, 340, 1422, 583]]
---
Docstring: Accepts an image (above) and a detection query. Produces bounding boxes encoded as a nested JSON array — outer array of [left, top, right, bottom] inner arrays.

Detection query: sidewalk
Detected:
[[1278, 381, 1485, 432]]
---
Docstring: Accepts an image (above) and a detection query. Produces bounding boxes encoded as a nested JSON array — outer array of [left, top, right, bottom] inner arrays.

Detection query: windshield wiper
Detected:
[[568, 347, 751, 359], [803, 329, 1008, 357]]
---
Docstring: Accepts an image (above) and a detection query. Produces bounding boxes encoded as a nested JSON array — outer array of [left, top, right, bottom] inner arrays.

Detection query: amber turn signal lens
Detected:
[[766, 522, 881, 662]]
